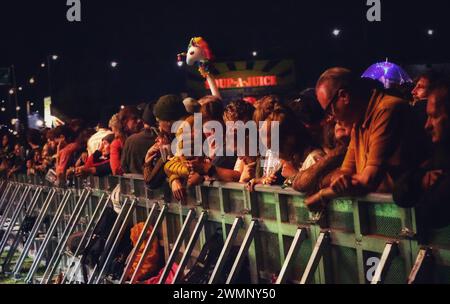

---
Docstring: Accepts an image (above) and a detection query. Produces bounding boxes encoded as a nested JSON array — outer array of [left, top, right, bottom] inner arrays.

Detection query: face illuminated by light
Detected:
[[334, 121, 352, 142], [317, 85, 353, 124], [101, 139, 111, 157], [412, 77, 431, 102], [126, 116, 139, 133], [157, 119, 173, 134], [2, 135, 8, 146], [425, 90, 449, 144]]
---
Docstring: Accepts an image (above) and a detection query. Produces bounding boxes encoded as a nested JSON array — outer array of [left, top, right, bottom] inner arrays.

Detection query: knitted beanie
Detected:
[[153, 95, 188, 121]]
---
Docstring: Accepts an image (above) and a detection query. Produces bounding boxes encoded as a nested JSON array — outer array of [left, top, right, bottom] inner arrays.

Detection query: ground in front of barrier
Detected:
[[0, 250, 46, 284]]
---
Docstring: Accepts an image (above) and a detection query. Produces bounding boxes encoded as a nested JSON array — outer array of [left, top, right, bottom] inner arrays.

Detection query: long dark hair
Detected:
[[116, 106, 139, 142], [265, 108, 317, 165]]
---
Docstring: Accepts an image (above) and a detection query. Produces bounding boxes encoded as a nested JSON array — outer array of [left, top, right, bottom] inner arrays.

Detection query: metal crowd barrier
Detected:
[[0, 174, 449, 284]]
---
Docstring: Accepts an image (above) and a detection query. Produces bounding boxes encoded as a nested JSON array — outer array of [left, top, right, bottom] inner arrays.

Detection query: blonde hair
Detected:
[[109, 114, 120, 133]]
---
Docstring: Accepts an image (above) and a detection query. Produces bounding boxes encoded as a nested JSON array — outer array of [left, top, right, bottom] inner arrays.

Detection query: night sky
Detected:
[[1, 0, 449, 124]]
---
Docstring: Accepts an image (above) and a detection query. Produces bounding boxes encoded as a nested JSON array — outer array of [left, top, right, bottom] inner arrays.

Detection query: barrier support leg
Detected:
[[0, 186, 32, 254], [128, 204, 167, 284], [1, 187, 43, 273], [299, 231, 331, 284], [225, 219, 258, 284], [61, 194, 108, 284], [158, 208, 196, 284], [118, 202, 159, 284], [41, 190, 91, 284], [86, 198, 132, 284], [276, 228, 307, 284], [208, 216, 243, 284], [408, 247, 434, 284], [370, 242, 399, 284], [67, 196, 112, 284], [0, 183, 13, 212], [24, 190, 73, 283], [11, 189, 56, 277], [0, 184, 22, 229], [95, 199, 139, 284], [172, 210, 208, 283]]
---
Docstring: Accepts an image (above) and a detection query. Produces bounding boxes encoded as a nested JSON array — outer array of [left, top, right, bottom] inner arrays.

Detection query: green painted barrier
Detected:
[[2, 175, 449, 284]]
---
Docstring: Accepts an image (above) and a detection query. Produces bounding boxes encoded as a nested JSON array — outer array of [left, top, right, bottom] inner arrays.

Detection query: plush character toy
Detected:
[[178, 37, 221, 98]]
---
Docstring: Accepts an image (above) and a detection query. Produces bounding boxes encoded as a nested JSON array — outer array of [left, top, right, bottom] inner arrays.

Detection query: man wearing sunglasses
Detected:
[[305, 67, 410, 210]]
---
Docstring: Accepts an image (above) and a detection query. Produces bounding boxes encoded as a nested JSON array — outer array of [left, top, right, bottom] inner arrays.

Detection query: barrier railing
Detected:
[[0, 174, 449, 284]]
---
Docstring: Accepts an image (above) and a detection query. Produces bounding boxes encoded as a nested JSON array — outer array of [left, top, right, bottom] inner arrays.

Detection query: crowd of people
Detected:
[[1, 67, 450, 234]]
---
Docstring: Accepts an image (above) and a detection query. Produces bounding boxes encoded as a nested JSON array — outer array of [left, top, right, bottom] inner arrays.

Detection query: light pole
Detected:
[[26, 100, 31, 116], [8, 65, 29, 132], [45, 54, 59, 102], [10, 65, 19, 119]]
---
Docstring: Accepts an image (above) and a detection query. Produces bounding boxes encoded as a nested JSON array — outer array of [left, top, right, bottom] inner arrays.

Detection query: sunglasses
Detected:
[[324, 87, 346, 118], [324, 90, 339, 117]]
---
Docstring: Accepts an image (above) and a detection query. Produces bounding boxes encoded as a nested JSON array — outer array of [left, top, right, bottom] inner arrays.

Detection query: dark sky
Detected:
[[1, 0, 449, 124]]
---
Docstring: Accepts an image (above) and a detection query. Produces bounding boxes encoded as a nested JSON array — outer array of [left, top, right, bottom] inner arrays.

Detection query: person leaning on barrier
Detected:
[[59, 129, 95, 183], [247, 107, 318, 191], [305, 67, 413, 211], [0, 134, 14, 178], [26, 149, 43, 177], [393, 80, 450, 231], [73, 133, 115, 178], [187, 100, 255, 184], [144, 95, 188, 192], [37, 128, 57, 173], [65, 151, 88, 180], [121, 103, 157, 175], [6, 143, 26, 178], [0, 134, 13, 158], [292, 120, 351, 195], [164, 115, 206, 201], [86, 121, 113, 156], [217, 99, 254, 177], [109, 106, 141, 176], [23, 129, 42, 175], [25, 128, 43, 161], [53, 125, 75, 184], [199, 96, 225, 160], [246, 96, 283, 189]]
